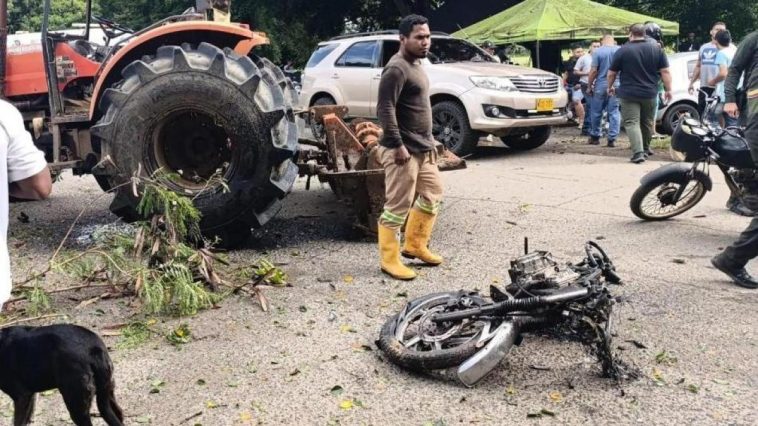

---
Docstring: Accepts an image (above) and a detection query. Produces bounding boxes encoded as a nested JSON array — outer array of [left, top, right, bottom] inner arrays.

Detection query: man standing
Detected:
[[607, 24, 672, 163], [1, 100, 52, 309], [587, 35, 620, 147], [679, 32, 700, 52], [689, 22, 735, 116], [710, 30, 739, 128], [574, 41, 599, 135], [375, 15, 443, 280], [711, 30, 758, 289], [562, 45, 586, 131]]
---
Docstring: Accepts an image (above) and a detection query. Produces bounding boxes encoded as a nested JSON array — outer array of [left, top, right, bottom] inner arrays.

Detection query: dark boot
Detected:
[[711, 253, 758, 289]]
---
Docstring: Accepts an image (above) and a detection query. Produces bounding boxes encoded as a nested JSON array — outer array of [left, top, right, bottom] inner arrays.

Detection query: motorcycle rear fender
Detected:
[[640, 162, 713, 192]]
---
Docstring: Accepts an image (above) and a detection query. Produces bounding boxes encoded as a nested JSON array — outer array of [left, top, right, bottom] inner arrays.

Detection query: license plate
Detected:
[[536, 98, 554, 112]]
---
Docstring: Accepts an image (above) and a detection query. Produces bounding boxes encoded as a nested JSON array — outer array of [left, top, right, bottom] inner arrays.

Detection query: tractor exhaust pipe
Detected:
[[0, 0, 8, 98]]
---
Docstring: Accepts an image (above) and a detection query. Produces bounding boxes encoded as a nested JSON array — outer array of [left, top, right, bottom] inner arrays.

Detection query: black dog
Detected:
[[0, 324, 123, 426]]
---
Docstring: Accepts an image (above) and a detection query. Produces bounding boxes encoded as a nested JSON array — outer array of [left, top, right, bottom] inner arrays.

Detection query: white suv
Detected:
[[300, 30, 568, 156]]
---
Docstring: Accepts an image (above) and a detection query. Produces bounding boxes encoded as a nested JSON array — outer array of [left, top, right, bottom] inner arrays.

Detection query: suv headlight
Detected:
[[470, 76, 518, 92]]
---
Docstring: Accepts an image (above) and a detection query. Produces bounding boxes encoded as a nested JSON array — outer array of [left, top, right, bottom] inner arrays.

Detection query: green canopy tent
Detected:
[[452, 0, 679, 68]]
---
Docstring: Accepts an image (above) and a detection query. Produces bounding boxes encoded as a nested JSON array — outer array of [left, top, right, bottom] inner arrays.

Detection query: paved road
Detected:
[[5, 140, 757, 425]]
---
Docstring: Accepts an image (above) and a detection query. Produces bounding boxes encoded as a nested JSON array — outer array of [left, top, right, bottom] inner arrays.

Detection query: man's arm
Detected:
[[376, 66, 411, 165], [9, 170, 52, 200], [587, 68, 598, 91], [689, 57, 701, 93], [3, 106, 52, 200], [607, 49, 623, 95], [725, 31, 757, 104], [708, 64, 728, 87], [660, 68, 673, 102], [376, 66, 405, 149]]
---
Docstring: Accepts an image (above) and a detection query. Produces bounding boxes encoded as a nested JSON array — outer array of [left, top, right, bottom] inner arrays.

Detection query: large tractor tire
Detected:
[[92, 43, 299, 247]]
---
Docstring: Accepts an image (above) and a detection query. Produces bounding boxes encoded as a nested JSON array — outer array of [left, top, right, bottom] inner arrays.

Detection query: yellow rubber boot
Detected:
[[378, 224, 417, 280], [402, 208, 443, 266]]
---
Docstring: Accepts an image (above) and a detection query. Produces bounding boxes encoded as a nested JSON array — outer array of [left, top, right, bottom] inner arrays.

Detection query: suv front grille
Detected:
[[509, 76, 560, 93]]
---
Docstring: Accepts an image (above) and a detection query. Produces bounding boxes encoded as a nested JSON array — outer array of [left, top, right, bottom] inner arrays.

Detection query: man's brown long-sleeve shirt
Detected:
[[376, 53, 435, 154]]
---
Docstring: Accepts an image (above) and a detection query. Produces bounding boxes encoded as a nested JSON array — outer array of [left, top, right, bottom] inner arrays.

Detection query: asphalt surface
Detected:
[[3, 135, 757, 425]]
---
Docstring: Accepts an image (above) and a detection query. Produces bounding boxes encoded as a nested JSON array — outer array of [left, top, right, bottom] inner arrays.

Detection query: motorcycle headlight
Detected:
[[470, 76, 518, 92]]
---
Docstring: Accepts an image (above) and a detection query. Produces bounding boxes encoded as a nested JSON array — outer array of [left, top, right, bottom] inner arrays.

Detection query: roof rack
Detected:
[[329, 30, 450, 41]]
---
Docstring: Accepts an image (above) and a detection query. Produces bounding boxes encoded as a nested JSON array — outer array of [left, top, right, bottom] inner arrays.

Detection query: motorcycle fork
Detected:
[[669, 161, 704, 203]]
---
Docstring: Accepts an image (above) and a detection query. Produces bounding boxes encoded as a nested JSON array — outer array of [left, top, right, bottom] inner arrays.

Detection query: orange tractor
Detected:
[[0, 1, 464, 244], [0, 0, 299, 245]]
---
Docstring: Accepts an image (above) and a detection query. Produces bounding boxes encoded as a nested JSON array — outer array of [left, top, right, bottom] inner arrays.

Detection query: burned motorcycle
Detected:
[[629, 94, 753, 220], [377, 241, 627, 387]]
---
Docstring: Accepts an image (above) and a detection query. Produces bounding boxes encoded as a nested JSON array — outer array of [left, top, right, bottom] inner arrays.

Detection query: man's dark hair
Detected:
[[399, 14, 429, 37], [712, 21, 726, 29], [715, 29, 732, 47], [569, 42, 581, 50], [629, 23, 646, 37]]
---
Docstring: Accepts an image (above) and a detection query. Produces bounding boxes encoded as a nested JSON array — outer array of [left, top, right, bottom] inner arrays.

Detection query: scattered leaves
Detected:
[[330, 385, 344, 397], [655, 350, 678, 366], [206, 400, 219, 409], [652, 367, 666, 385], [149, 379, 164, 394], [343, 275, 354, 284], [505, 384, 517, 396], [527, 409, 556, 418], [626, 339, 648, 349], [687, 384, 700, 394], [339, 324, 356, 333], [548, 391, 563, 403], [351, 343, 373, 352], [166, 323, 192, 345]]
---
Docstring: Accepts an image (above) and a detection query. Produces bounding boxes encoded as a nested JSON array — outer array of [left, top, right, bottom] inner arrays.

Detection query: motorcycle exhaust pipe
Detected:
[[457, 321, 520, 387], [542, 286, 589, 303]]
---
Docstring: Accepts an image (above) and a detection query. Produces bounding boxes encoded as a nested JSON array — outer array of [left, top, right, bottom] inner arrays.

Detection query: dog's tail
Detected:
[[91, 346, 124, 426]]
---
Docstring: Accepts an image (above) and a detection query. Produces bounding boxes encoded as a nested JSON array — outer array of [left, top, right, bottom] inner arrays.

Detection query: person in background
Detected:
[[1, 100, 52, 310], [679, 32, 700, 52], [480, 41, 501, 63], [607, 24, 673, 164], [689, 22, 737, 116], [710, 30, 739, 128], [587, 35, 621, 147], [562, 44, 586, 131], [644, 22, 666, 141], [574, 41, 599, 135]]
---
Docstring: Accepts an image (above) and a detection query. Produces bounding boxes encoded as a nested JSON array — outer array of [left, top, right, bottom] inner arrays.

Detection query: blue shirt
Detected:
[[714, 49, 734, 101], [592, 45, 620, 88]]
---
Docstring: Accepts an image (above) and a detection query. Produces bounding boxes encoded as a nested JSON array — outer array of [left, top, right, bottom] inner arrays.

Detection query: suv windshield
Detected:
[[428, 38, 495, 64]]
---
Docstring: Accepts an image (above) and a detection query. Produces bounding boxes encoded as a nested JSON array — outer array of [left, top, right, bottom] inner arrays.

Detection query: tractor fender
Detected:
[[89, 21, 269, 120], [640, 162, 713, 192]]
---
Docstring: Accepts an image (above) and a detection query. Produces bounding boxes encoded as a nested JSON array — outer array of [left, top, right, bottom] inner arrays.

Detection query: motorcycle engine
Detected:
[[507, 251, 581, 289]]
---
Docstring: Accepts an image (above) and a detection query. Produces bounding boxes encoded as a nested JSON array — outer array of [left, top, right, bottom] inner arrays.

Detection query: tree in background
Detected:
[[600, 0, 756, 41], [8, 0, 88, 34]]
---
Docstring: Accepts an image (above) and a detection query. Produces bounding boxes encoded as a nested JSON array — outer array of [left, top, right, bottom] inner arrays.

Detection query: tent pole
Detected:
[[536, 41, 541, 69]]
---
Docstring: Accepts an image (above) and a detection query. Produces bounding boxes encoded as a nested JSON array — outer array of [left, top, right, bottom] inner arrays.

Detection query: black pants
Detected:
[[722, 95, 758, 266], [697, 86, 715, 118]]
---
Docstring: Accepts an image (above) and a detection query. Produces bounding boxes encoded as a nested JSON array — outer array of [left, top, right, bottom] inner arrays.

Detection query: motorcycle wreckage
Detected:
[[377, 240, 636, 387]]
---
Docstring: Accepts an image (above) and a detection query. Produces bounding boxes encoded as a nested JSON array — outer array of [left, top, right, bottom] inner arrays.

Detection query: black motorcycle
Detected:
[[629, 95, 751, 220], [377, 241, 629, 387]]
